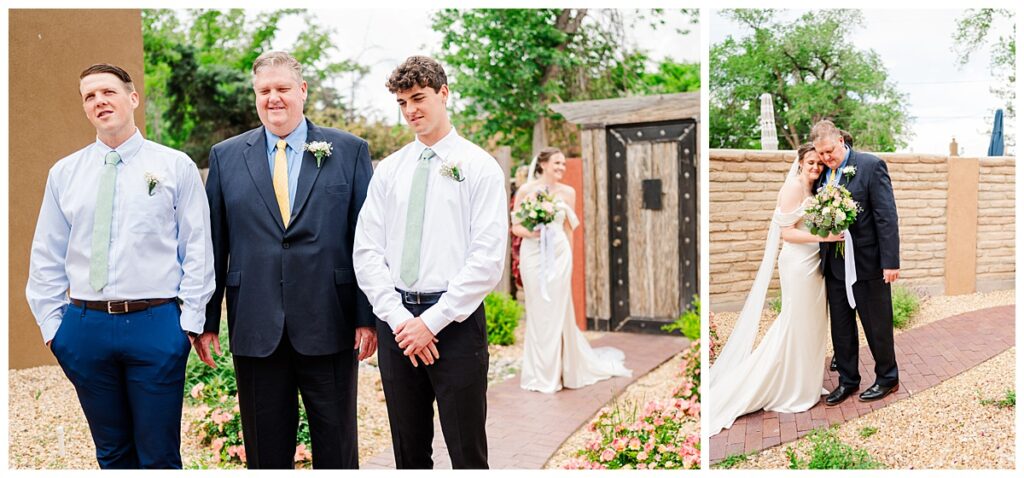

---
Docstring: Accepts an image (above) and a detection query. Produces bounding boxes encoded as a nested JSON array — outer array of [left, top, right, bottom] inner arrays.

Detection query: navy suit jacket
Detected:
[[204, 119, 374, 357], [817, 149, 901, 281]]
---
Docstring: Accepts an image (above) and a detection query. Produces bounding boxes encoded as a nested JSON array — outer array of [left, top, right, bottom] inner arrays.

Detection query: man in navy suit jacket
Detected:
[[812, 120, 900, 407], [196, 51, 376, 469]]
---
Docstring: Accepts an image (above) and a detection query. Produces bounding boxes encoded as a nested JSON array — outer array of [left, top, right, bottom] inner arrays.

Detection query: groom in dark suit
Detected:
[[811, 119, 900, 406], [196, 51, 376, 468]]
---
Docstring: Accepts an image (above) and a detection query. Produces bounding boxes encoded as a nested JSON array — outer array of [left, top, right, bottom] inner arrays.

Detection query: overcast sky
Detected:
[[272, 8, 700, 124], [710, 9, 1014, 156]]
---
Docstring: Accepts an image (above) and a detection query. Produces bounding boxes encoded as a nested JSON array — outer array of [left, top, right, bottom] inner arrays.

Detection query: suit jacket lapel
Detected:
[[243, 127, 286, 232], [838, 150, 857, 189], [290, 119, 324, 224]]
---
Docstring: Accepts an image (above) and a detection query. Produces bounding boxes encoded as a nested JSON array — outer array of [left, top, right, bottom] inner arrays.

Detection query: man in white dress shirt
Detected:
[[353, 55, 508, 469], [25, 64, 214, 468]]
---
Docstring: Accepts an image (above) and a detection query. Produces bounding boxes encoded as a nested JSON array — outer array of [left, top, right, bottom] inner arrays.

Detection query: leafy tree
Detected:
[[711, 9, 911, 151], [953, 8, 1015, 150], [143, 9, 368, 167], [432, 9, 699, 161]]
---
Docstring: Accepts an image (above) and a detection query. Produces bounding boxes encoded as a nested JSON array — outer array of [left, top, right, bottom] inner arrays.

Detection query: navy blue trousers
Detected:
[[50, 301, 191, 469]]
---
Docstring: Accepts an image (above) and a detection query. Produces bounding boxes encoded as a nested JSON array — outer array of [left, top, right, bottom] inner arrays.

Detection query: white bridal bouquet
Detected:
[[805, 184, 861, 256]]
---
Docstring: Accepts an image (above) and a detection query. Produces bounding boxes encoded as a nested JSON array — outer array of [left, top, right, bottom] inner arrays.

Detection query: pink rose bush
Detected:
[[564, 342, 702, 470]]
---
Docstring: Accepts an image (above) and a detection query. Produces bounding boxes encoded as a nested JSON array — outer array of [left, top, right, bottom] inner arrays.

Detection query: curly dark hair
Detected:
[[386, 56, 447, 93], [79, 63, 135, 92]]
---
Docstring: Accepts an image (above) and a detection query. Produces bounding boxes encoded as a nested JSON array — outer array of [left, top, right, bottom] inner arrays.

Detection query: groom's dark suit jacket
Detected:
[[817, 149, 900, 281], [204, 119, 374, 357]]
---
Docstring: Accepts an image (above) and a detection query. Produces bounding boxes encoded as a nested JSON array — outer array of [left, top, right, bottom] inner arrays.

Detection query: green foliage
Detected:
[[484, 292, 524, 346], [858, 426, 878, 439], [768, 292, 782, 315], [787, 427, 883, 470], [714, 452, 750, 469], [980, 389, 1015, 408], [711, 9, 911, 151], [432, 9, 699, 161], [663, 295, 700, 339], [953, 9, 1016, 148], [890, 284, 920, 329], [143, 9, 367, 167]]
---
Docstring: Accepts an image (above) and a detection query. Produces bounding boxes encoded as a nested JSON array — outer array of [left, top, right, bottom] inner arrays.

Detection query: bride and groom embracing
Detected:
[[710, 120, 901, 435]]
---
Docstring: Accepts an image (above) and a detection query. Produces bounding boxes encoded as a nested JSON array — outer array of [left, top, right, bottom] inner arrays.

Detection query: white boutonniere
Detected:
[[144, 171, 163, 196], [440, 159, 466, 182], [842, 165, 857, 180], [304, 141, 333, 168]]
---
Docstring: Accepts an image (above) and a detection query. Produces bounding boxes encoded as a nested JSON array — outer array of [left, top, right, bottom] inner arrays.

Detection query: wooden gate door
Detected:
[[607, 120, 698, 333]]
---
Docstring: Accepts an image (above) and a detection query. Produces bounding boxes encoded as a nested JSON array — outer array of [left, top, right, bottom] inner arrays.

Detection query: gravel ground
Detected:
[[543, 350, 694, 469], [710, 289, 1016, 469], [8, 313, 622, 469]]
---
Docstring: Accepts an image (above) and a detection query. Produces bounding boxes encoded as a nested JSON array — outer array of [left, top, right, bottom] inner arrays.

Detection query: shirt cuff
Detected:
[[179, 306, 206, 335], [419, 305, 452, 336], [385, 307, 416, 333], [40, 313, 63, 344]]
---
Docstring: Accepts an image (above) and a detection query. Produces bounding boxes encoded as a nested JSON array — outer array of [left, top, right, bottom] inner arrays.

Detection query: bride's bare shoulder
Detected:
[[777, 179, 806, 212]]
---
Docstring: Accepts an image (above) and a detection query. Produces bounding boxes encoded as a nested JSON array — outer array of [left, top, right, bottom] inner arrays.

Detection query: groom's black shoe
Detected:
[[829, 357, 837, 371], [825, 385, 858, 406], [858, 383, 899, 402]]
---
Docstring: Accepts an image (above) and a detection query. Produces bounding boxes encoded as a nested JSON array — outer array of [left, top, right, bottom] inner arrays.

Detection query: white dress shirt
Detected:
[[354, 127, 508, 335], [26, 129, 215, 342]]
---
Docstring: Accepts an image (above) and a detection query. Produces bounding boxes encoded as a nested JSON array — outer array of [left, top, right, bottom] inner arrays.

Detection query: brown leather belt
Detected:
[[70, 298, 175, 315]]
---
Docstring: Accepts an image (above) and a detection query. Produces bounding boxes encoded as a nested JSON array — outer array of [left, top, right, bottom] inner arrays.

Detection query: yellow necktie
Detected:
[[829, 168, 836, 184], [273, 139, 290, 227]]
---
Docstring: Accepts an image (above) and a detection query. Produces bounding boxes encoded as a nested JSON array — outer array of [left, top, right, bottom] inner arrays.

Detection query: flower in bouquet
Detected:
[[514, 190, 559, 231], [804, 184, 861, 256]]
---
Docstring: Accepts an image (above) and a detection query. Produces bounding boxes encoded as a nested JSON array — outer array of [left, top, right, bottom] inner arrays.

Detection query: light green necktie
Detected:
[[90, 151, 121, 291], [400, 148, 435, 286]]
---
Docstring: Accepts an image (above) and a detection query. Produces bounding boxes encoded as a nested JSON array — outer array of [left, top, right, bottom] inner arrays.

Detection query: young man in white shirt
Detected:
[[353, 56, 508, 469], [26, 64, 214, 468]]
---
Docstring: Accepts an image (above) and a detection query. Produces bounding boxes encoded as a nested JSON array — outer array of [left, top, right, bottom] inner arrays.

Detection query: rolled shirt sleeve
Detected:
[[26, 168, 72, 343]]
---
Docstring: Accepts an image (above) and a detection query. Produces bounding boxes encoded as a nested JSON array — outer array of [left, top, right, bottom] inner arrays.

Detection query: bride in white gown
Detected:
[[709, 144, 845, 435], [512, 147, 631, 393]]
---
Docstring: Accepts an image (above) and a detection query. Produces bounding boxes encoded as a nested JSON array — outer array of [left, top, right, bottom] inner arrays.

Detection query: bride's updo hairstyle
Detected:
[[796, 142, 816, 173], [533, 147, 562, 177]]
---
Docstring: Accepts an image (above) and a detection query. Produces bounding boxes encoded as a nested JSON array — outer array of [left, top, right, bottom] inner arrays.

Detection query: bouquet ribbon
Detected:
[[538, 223, 557, 301], [843, 233, 857, 308]]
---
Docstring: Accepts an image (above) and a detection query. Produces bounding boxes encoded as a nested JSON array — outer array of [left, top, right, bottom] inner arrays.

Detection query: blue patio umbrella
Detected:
[[987, 109, 1005, 156]]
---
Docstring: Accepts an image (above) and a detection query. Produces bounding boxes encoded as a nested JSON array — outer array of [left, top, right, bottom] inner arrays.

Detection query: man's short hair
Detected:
[[809, 119, 843, 143], [386, 56, 447, 94], [252, 51, 304, 84], [80, 64, 135, 92]]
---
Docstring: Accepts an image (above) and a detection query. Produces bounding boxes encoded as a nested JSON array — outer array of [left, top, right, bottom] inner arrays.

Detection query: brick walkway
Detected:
[[363, 332, 688, 469], [709, 305, 1014, 463]]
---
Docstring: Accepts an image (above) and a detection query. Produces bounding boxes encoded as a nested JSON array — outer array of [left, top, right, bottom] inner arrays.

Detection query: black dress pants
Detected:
[[826, 276, 899, 388]]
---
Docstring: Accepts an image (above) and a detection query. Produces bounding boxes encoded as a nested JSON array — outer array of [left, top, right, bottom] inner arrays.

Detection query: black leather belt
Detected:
[[70, 298, 175, 315], [396, 289, 444, 305]]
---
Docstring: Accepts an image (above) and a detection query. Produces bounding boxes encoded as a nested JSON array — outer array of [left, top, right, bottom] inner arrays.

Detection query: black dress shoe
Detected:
[[825, 385, 858, 406], [858, 383, 899, 402], [829, 357, 837, 371]]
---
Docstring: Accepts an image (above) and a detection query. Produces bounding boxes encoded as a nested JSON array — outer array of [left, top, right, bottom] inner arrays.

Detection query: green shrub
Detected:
[[714, 452, 749, 469], [858, 426, 878, 439], [663, 295, 700, 340], [768, 293, 782, 315], [980, 389, 1015, 408], [891, 284, 920, 329], [787, 427, 883, 470], [485, 292, 524, 345]]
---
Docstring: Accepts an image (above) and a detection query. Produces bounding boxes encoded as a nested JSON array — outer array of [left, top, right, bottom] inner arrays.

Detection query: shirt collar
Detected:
[[414, 127, 459, 162], [265, 117, 308, 155], [95, 128, 144, 164]]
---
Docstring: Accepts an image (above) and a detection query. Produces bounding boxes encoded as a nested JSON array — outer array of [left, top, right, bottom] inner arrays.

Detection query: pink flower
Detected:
[[628, 438, 641, 450], [637, 451, 649, 461], [600, 449, 615, 462], [294, 444, 312, 462], [212, 437, 225, 453], [190, 382, 204, 399]]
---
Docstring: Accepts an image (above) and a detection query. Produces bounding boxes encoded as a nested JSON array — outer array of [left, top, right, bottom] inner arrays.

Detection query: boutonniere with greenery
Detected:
[[304, 141, 333, 168], [440, 158, 466, 182], [842, 165, 857, 180], [144, 171, 163, 196]]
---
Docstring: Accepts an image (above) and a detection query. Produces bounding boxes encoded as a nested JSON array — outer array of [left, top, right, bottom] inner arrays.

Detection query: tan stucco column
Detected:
[[944, 158, 979, 295]]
